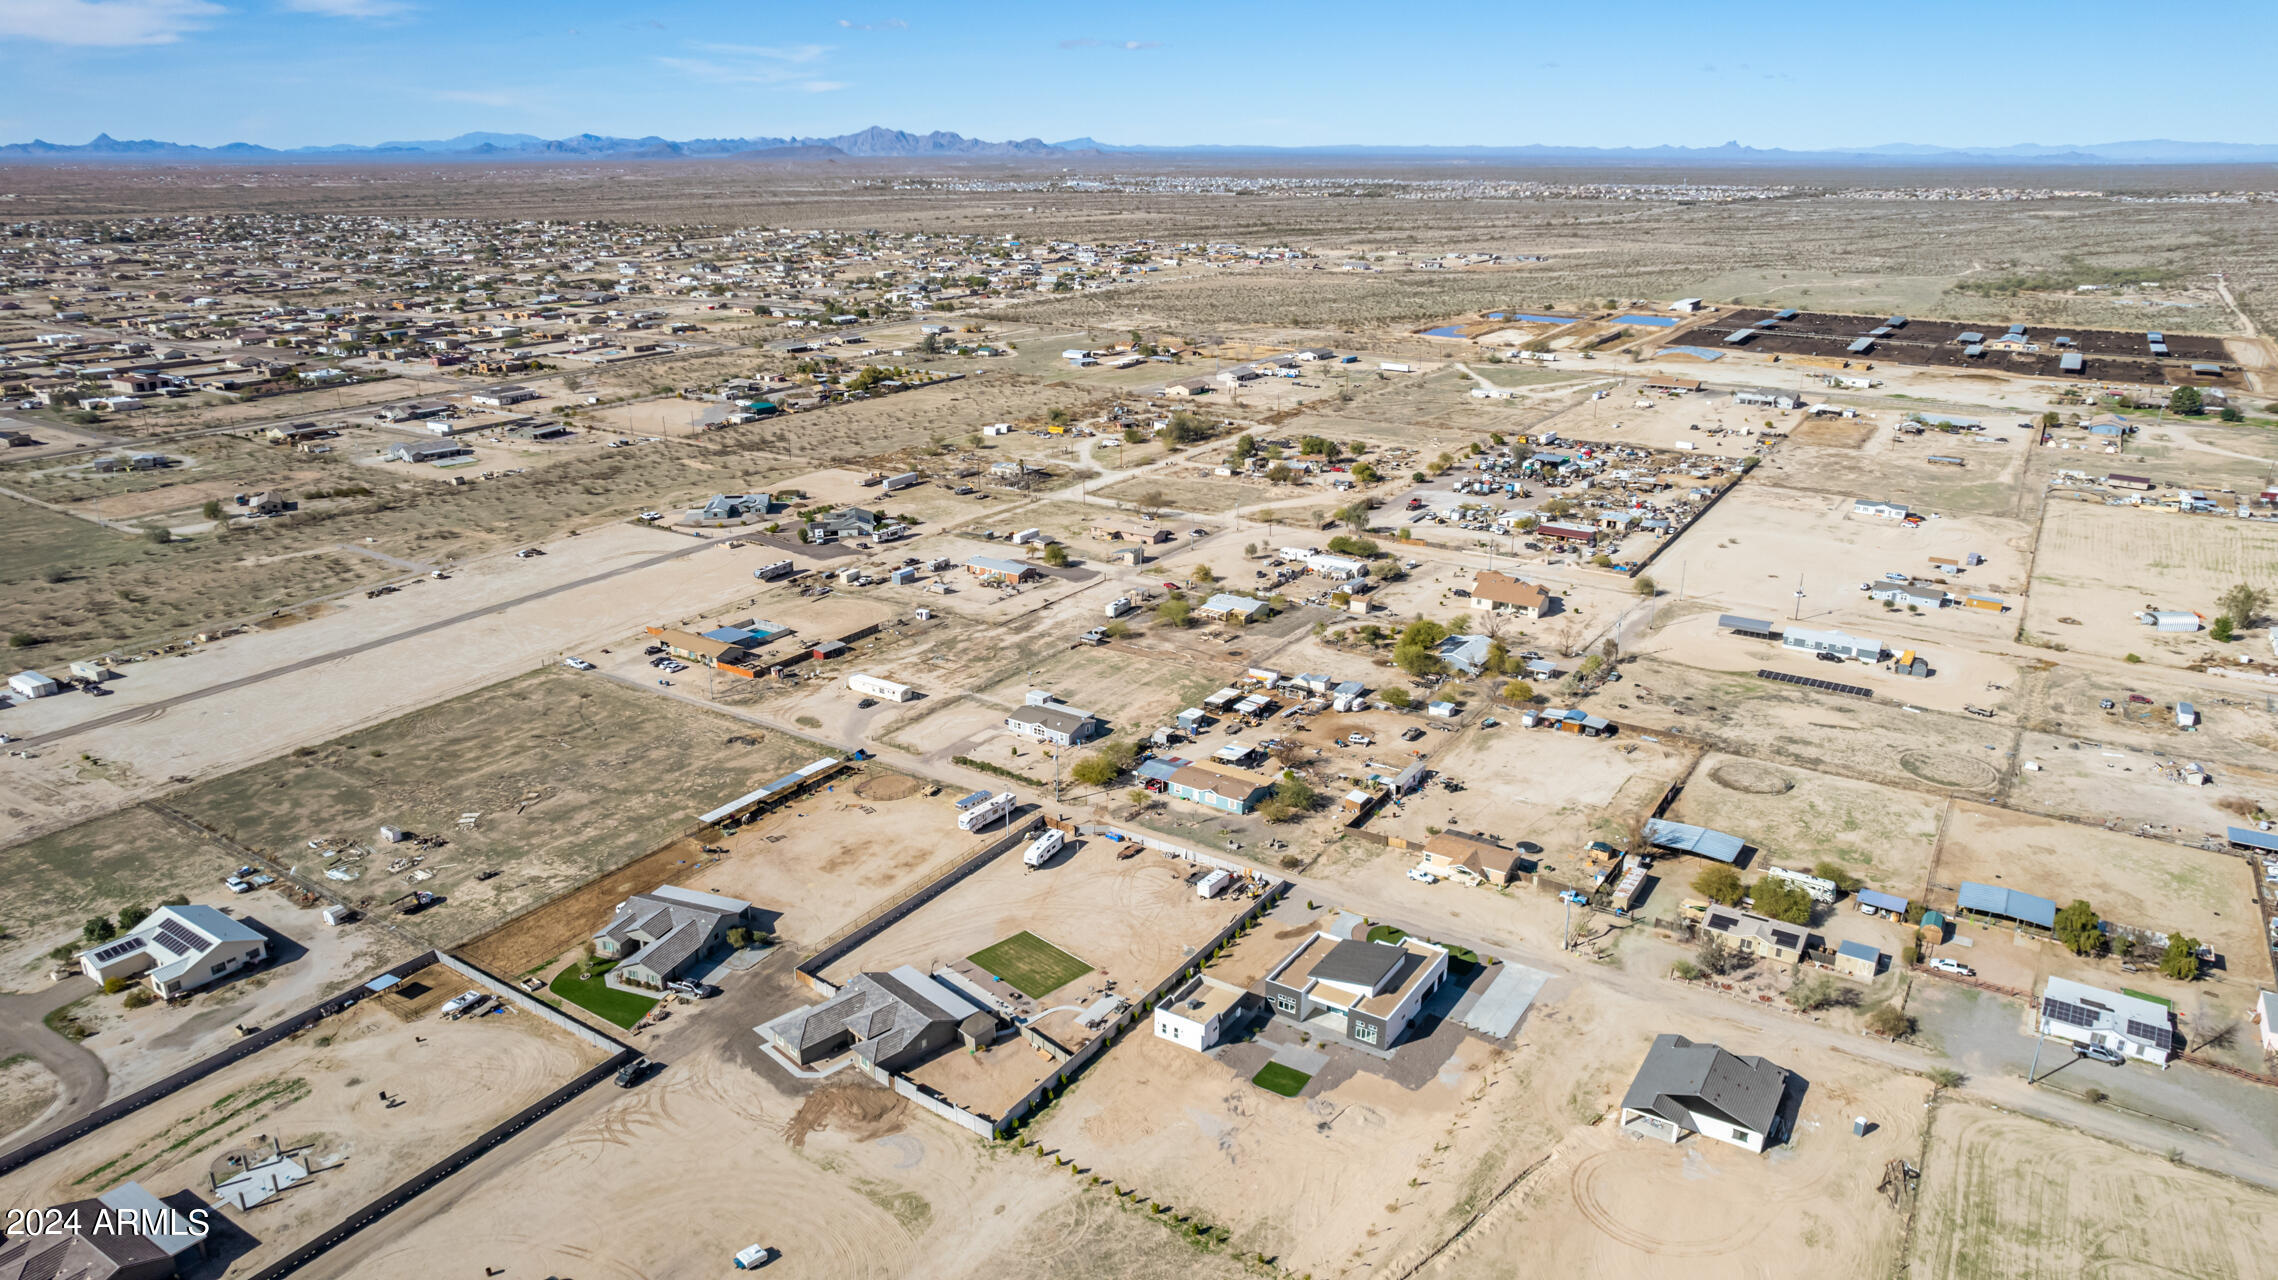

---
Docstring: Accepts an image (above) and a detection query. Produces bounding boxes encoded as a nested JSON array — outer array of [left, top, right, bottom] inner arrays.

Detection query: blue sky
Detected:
[[3, 0, 2273, 149]]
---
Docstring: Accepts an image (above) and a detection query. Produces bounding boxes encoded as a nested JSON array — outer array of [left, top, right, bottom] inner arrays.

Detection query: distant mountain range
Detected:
[[4, 129, 2277, 166]]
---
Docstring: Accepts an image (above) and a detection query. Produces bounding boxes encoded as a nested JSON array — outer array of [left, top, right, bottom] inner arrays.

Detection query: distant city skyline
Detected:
[[4, 0, 2275, 152]]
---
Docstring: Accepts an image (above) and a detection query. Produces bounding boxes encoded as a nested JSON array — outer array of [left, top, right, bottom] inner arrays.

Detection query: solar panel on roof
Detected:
[[152, 918, 205, 956], [1757, 669, 1872, 698], [2042, 997, 2096, 1028], [91, 935, 148, 963], [2126, 1019, 2177, 1050]]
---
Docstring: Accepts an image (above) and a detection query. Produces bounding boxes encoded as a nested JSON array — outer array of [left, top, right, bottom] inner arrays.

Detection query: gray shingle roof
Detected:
[[1621, 1033, 1790, 1137]]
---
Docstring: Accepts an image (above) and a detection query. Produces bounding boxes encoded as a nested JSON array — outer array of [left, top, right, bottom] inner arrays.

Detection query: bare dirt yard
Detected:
[[2024, 500, 2278, 665], [1908, 1099, 2278, 1280], [1448, 1033, 1929, 1280], [1666, 751, 1944, 898], [0, 972, 606, 1277], [162, 668, 821, 946], [298, 1029, 1260, 1280], [816, 836, 1256, 1119], [1933, 802, 2265, 974]]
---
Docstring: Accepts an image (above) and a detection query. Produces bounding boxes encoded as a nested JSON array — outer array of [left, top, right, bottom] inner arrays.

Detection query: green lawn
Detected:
[[966, 931, 1092, 1000], [549, 961, 657, 1029], [1252, 1063, 1312, 1097]]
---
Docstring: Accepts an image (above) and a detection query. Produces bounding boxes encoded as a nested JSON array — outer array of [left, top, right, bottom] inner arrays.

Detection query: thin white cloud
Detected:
[[836, 17, 905, 30], [0, 0, 222, 46], [1059, 36, 1158, 50], [698, 41, 828, 62], [659, 41, 844, 89], [280, 0, 406, 16]]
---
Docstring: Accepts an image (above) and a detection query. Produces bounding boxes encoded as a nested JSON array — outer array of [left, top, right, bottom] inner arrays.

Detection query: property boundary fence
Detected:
[[241, 1047, 638, 1279], [0, 949, 441, 1177], [796, 813, 1044, 993], [1, 946, 638, 1279]]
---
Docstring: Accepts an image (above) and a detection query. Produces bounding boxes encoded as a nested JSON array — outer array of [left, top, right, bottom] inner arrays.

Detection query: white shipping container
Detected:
[[1011, 527, 1043, 545], [1195, 869, 1233, 898]]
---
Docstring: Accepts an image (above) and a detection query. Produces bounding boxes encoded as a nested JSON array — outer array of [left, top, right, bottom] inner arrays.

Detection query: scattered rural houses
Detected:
[[1004, 693, 1099, 746]]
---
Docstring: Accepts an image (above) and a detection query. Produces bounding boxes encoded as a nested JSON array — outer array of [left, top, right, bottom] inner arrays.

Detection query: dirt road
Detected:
[[0, 977, 109, 1146]]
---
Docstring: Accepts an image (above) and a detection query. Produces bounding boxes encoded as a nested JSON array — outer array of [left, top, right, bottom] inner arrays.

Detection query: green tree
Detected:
[[2220, 405, 2244, 422], [2211, 615, 2235, 642], [1694, 865, 1744, 905], [2054, 899, 2105, 955], [116, 905, 152, 932], [1352, 462, 1381, 484], [1156, 597, 1193, 628], [1500, 680, 1535, 703], [1299, 435, 1334, 458], [81, 916, 117, 944], [1865, 1005, 1915, 1039], [2167, 385, 2204, 415], [1041, 542, 1069, 567], [1192, 563, 1217, 585], [1265, 463, 1295, 484], [1070, 752, 1121, 787], [1810, 862, 1861, 893], [1750, 877, 1814, 925], [2158, 934, 2204, 981], [1273, 775, 1317, 811], [201, 499, 223, 520], [2218, 582, 2268, 630], [1634, 575, 1657, 597], [1334, 502, 1371, 533], [1379, 686, 1413, 709], [1230, 433, 1256, 462]]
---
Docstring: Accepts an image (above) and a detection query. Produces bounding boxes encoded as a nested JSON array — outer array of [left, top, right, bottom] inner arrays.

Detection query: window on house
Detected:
[[210, 961, 229, 975], [1353, 1022, 1379, 1044], [1731, 1127, 1749, 1142], [1274, 994, 1296, 1014]]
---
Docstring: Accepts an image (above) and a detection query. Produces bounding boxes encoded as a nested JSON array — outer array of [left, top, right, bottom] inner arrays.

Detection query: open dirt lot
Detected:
[[300, 1029, 1258, 1280], [1367, 725, 1689, 855], [2024, 500, 2278, 664], [1667, 752, 1944, 897], [1934, 802, 2265, 973], [1447, 1030, 1927, 1280], [1908, 1099, 2278, 1280], [0, 974, 605, 1276], [155, 668, 819, 946]]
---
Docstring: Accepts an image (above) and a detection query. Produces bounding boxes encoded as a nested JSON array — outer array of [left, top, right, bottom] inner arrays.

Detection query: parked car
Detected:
[[563, 657, 595, 671], [638, 510, 664, 521], [1406, 866, 1438, 884], [1815, 651, 1844, 663], [2073, 1043, 2125, 1066], [1926, 957, 1975, 976], [615, 1057, 652, 1087]]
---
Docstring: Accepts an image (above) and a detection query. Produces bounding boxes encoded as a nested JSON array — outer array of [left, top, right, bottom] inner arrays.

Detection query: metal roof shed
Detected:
[[1955, 882, 2057, 929], [1643, 818, 1743, 864], [1856, 888, 1909, 914], [1718, 613, 1776, 639], [2226, 826, 2278, 852], [1847, 337, 1875, 354]]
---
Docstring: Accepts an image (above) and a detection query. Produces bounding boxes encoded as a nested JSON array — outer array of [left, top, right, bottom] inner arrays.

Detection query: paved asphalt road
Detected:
[[0, 977, 110, 1143]]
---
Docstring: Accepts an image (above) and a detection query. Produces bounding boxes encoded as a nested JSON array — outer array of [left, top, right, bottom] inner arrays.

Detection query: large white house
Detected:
[[77, 905, 268, 997], [1261, 932, 1447, 1049], [2037, 976, 2177, 1063], [1619, 1033, 1793, 1153]]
